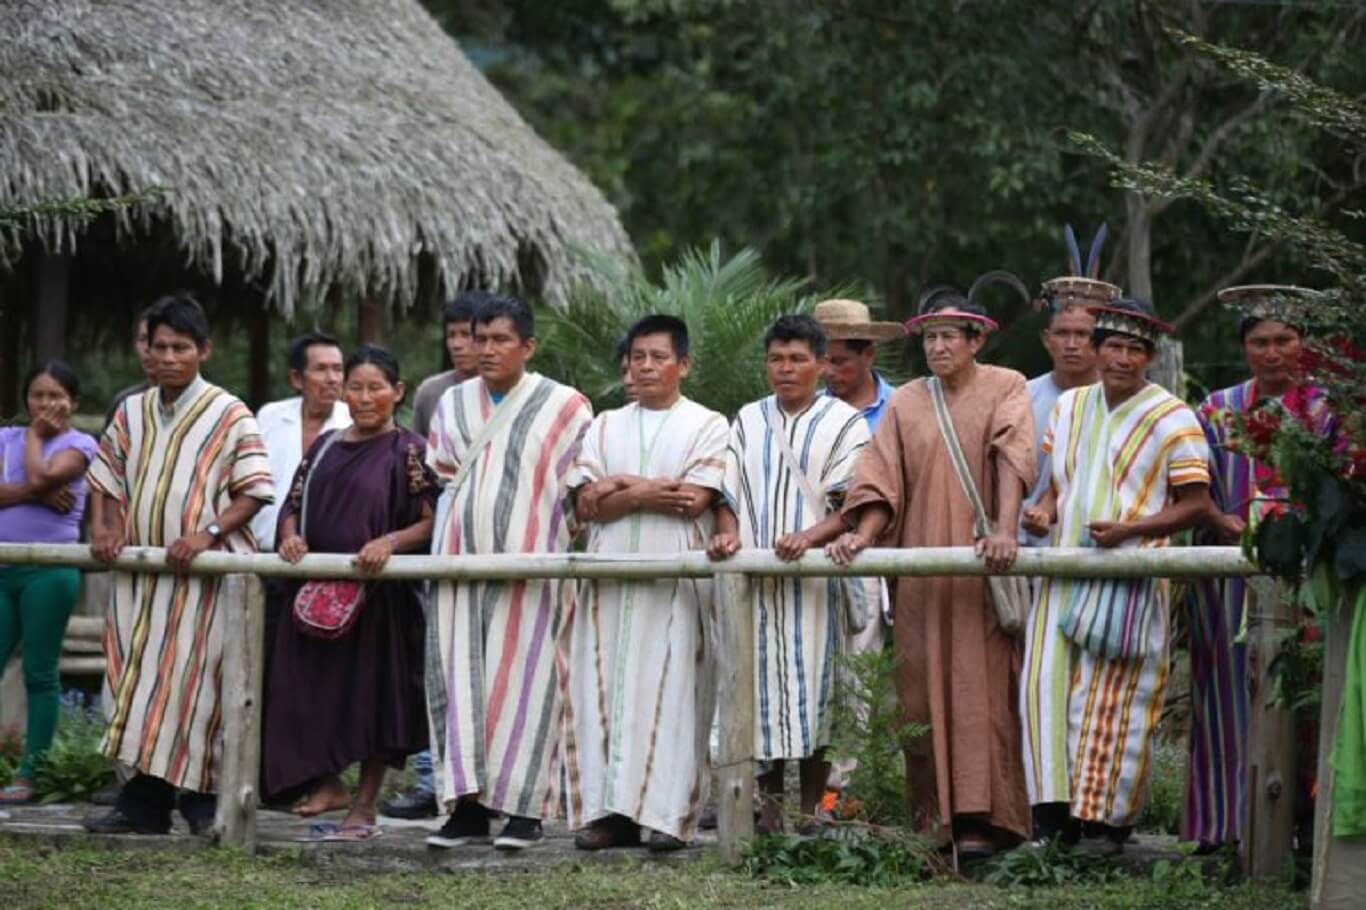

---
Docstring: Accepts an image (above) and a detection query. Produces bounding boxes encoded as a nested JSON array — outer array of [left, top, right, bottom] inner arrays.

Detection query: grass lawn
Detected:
[[0, 841, 1306, 910]]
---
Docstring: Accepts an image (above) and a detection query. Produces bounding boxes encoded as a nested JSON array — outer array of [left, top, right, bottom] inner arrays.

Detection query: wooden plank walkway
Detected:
[[0, 801, 1191, 875]]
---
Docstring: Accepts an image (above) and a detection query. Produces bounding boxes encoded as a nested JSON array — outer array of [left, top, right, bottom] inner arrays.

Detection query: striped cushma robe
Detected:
[[1023, 382, 1209, 827], [559, 399, 728, 840], [88, 376, 273, 793], [1184, 380, 1331, 844], [425, 372, 593, 819], [723, 395, 869, 761]]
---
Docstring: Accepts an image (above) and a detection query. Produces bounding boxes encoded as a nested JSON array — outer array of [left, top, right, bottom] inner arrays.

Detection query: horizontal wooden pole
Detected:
[[0, 542, 1260, 580]]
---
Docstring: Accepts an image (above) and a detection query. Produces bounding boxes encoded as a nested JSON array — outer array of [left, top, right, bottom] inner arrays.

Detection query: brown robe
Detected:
[[843, 364, 1035, 843]]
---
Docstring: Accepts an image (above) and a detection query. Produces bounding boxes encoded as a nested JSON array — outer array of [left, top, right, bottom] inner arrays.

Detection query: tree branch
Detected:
[[1172, 242, 1281, 331]]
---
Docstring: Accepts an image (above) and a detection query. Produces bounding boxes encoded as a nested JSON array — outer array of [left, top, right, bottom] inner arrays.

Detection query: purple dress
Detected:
[[262, 428, 435, 796]]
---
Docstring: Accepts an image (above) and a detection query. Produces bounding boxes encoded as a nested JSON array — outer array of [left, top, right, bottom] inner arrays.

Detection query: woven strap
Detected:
[[765, 406, 826, 523], [298, 428, 344, 539], [927, 377, 992, 539]]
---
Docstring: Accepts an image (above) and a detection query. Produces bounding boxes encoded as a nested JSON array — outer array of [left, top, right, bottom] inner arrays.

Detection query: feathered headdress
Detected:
[[1037, 223, 1121, 312], [904, 270, 1030, 334]]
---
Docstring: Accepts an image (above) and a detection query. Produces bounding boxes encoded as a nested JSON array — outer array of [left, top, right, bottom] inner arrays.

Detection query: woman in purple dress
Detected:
[[264, 345, 435, 842]]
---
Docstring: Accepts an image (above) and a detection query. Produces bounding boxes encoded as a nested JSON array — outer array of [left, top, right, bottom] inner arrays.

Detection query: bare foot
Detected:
[[292, 775, 351, 818]]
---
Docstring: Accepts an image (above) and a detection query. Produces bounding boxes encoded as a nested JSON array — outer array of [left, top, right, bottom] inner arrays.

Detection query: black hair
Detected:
[[287, 331, 343, 373], [1091, 328, 1155, 357], [924, 291, 986, 340], [134, 303, 156, 332], [829, 338, 874, 355], [1045, 304, 1096, 330], [344, 344, 402, 386], [445, 291, 494, 328], [765, 314, 827, 357], [22, 359, 80, 401], [614, 335, 631, 364], [1239, 315, 1304, 343], [145, 292, 211, 347], [625, 314, 690, 359], [473, 295, 535, 342]]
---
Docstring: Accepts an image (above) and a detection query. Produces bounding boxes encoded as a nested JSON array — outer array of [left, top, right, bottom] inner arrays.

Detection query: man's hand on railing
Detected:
[[975, 530, 1018, 574], [825, 531, 870, 566], [166, 532, 215, 573], [707, 531, 740, 561], [773, 531, 812, 561], [1021, 506, 1053, 539]]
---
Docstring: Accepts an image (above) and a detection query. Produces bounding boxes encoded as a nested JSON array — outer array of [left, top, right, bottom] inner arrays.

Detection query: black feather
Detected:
[[967, 270, 1031, 312], [1086, 223, 1108, 279], [1063, 224, 1083, 276]]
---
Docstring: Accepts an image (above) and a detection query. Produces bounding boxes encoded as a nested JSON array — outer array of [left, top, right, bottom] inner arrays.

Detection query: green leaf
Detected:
[[1255, 513, 1309, 579]]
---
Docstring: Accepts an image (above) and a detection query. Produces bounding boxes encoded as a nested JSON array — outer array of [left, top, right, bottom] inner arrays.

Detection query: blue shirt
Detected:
[[1020, 372, 1064, 546], [826, 372, 895, 434]]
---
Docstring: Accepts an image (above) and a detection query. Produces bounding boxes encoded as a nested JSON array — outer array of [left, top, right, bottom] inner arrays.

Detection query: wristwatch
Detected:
[[205, 521, 224, 542]]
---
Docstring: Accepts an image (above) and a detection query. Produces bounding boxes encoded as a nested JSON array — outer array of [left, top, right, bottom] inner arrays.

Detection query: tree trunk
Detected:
[[32, 252, 71, 361], [1125, 194, 1153, 303], [0, 281, 22, 417], [357, 295, 384, 345]]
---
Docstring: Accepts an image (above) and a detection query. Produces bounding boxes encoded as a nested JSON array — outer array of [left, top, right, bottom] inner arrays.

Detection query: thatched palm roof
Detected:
[[0, 0, 634, 313]]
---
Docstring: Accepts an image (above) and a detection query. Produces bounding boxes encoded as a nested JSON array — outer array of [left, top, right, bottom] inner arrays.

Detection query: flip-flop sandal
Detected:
[[322, 824, 383, 843], [0, 785, 37, 806], [302, 822, 342, 842]]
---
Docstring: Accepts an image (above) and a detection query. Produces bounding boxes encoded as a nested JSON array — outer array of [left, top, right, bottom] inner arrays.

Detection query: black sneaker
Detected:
[[380, 786, 438, 820], [425, 801, 492, 849], [81, 807, 171, 835], [494, 815, 543, 851]]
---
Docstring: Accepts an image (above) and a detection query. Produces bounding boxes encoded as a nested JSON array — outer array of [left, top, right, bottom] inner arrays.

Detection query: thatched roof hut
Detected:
[[0, 0, 633, 325]]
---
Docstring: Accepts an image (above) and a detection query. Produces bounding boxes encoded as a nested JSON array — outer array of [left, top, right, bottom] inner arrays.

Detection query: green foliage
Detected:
[[828, 646, 928, 828], [33, 693, 112, 804], [0, 724, 22, 788], [537, 242, 837, 417], [1134, 738, 1185, 836], [980, 838, 1124, 888], [741, 828, 938, 887]]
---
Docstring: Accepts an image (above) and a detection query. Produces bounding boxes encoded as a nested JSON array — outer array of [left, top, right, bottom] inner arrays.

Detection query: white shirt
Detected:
[[250, 396, 351, 550]]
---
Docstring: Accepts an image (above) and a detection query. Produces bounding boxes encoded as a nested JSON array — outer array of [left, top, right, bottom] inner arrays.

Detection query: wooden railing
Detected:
[[0, 541, 1354, 904]]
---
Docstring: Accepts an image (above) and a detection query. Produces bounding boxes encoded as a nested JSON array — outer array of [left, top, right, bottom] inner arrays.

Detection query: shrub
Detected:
[[33, 691, 112, 804], [741, 828, 941, 886]]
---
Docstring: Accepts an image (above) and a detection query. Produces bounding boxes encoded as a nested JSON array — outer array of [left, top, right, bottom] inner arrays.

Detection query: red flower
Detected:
[[1245, 406, 1282, 448]]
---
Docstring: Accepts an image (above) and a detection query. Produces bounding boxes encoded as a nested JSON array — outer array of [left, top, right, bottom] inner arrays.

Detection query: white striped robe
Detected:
[[559, 399, 728, 840], [88, 377, 274, 792], [723, 395, 870, 760], [425, 372, 593, 819], [1021, 382, 1210, 825]]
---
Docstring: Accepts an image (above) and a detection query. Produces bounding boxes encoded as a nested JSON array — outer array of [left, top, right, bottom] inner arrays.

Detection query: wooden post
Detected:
[[0, 279, 22, 417], [1242, 578, 1296, 880], [246, 303, 271, 410], [1310, 588, 1366, 908], [213, 573, 266, 852], [714, 571, 755, 864], [357, 295, 384, 345], [32, 251, 71, 360], [1149, 337, 1184, 397]]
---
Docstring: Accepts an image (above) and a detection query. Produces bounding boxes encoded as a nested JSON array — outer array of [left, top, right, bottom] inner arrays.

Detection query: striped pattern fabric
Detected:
[[425, 373, 593, 819], [1184, 380, 1331, 843], [722, 395, 869, 760], [1021, 382, 1209, 823], [558, 399, 728, 840], [88, 379, 273, 792]]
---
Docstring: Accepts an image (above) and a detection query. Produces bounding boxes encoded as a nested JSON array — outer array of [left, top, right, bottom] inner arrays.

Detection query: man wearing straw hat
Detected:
[[1020, 297, 1213, 850], [814, 298, 904, 814]]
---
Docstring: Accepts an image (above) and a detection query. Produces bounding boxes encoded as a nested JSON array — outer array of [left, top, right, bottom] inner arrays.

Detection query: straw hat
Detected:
[[1037, 224, 1122, 312], [813, 298, 906, 343]]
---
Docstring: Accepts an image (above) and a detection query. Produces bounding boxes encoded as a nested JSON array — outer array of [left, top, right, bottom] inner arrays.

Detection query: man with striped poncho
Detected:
[[84, 294, 274, 836], [560, 315, 728, 853], [1020, 297, 1213, 850], [423, 296, 593, 852]]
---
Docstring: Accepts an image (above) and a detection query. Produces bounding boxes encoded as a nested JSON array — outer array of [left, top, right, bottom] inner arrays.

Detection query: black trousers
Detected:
[[115, 773, 215, 828]]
